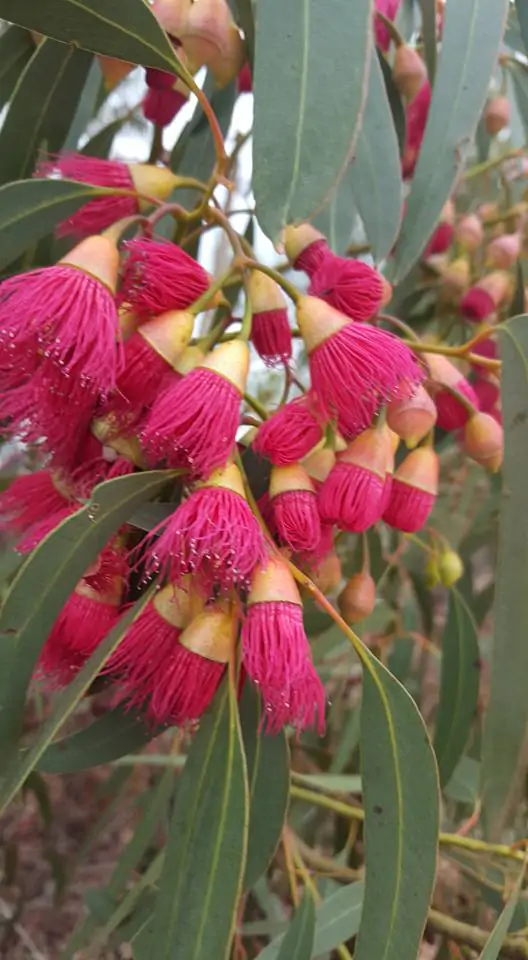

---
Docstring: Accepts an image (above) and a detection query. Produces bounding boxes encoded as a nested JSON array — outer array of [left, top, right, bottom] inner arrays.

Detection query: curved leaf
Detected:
[[240, 684, 290, 890], [277, 894, 315, 960], [479, 861, 527, 959], [0, 38, 93, 185], [482, 317, 528, 839], [348, 51, 403, 262], [418, 0, 437, 83], [37, 705, 160, 774], [0, 470, 174, 767], [253, 0, 373, 241], [355, 650, 439, 960], [434, 589, 480, 787], [0, 0, 182, 75], [392, 0, 509, 282], [0, 25, 34, 110], [258, 882, 364, 960], [0, 178, 119, 271], [136, 681, 249, 960], [516, 0, 528, 54], [0, 591, 153, 813]]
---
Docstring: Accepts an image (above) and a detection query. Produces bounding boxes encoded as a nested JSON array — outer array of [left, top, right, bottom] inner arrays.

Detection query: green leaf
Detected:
[[348, 51, 403, 262], [136, 681, 249, 960], [355, 651, 439, 960], [0, 470, 174, 766], [434, 589, 480, 787], [0, 25, 34, 110], [293, 773, 362, 794], [81, 115, 124, 158], [392, 0, 510, 282], [478, 861, 527, 959], [0, 0, 183, 74], [516, 0, 528, 54], [253, 0, 373, 241], [378, 54, 406, 157], [239, 684, 290, 891], [0, 591, 153, 814], [444, 756, 480, 806], [418, 0, 437, 83], [0, 39, 93, 185], [482, 317, 528, 839], [508, 62, 528, 142], [0, 178, 119, 271], [312, 178, 356, 256], [258, 882, 364, 960], [277, 893, 315, 960], [37, 705, 160, 774], [64, 58, 103, 151]]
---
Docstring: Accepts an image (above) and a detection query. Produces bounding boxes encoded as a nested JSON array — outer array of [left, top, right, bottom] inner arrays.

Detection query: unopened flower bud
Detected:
[[485, 232, 522, 270], [478, 202, 499, 224], [393, 45, 427, 101], [463, 412, 503, 472], [440, 256, 471, 298], [441, 199, 456, 225], [484, 96, 511, 136], [454, 213, 484, 252], [302, 447, 336, 485], [283, 223, 327, 270], [424, 554, 441, 589], [178, 0, 242, 81], [438, 548, 464, 587], [338, 572, 376, 624], [151, 0, 192, 35], [460, 270, 513, 323], [98, 56, 134, 90], [310, 551, 342, 594], [387, 385, 437, 448], [129, 164, 182, 208]]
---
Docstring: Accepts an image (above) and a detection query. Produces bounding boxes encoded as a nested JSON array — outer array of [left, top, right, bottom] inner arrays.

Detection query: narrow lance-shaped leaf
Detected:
[[482, 317, 528, 839], [434, 589, 480, 787], [0, 178, 124, 272], [355, 648, 439, 960], [418, 0, 437, 83], [0, 0, 184, 75], [239, 684, 290, 891], [0, 470, 174, 767], [348, 50, 403, 262], [0, 590, 154, 814], [0, 25, 34, 110], [135, 679, 249, 960], [253, 0, 373, 241], [0, 38, 93, 185], [277, 893, 315, 960], [479, 860, 527, 959], [37, 705, 161, 775], [516, 0, 528, 54], [392, 0, 509, 282], [258, 882, 364, 960]]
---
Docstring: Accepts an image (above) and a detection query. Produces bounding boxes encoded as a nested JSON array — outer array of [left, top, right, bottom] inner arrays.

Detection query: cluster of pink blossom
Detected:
[[0, 144, 502, 735]]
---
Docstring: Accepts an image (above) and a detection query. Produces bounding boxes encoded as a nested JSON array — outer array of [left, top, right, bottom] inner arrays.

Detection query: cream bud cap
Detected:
[[248, 270, 287, 314], [179, 606, 236, 662], [153, 580, 203, 630], [387, 385, 437, 448], [199, 340, 250, 393], [283, 224, 325, 263], [477, 270, 514, 306], [463, 413, 503, 473], [338, 427, 391, 479], [302, 447, 336, 483], [424, 352, 464, 390], [269, 463, 315, 499], [129, 164, 180, 210], [151, 0, 192, 35], [455, 213, 484, 251], [180, 0, 236, 66], [91, 416, 146, 467], [174, 344, 206, 375], [248, 557, 301, 607], [394, 447, 439, 494], [199, 462, 246, 498], [207, 24, 245, 88], [296, 295, 349, 354], [61, 235, 119, 294], [140, 310, 194, 367]]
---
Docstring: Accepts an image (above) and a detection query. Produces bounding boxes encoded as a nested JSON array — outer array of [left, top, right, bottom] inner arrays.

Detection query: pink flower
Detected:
[[318, 428, 389, 532], [402, 82, 432, 179], [308, 254, 384, 322], [242, 558, 326, 734], [253, 394, 325, 466], [141, 464, 267, 593], [117, 237, 211, 321], [374, 0, 403, 52], [251, 308, 292, 366], [382, 448, 438, 532], [269, 464, 322, 553]]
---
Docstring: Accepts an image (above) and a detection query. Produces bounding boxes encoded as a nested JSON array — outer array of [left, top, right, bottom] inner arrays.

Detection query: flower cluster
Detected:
[[0, 144, 504, 737]]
